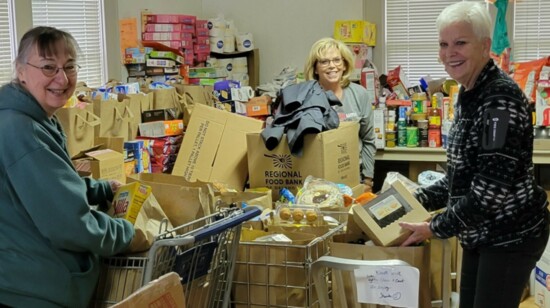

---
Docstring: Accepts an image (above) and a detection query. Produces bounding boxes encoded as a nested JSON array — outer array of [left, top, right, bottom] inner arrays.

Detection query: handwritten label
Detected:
[[354, 265, 419, 307]]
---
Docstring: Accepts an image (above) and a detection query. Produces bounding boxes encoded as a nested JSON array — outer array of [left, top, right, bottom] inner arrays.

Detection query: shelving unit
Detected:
[[210, 49, 259, 89]]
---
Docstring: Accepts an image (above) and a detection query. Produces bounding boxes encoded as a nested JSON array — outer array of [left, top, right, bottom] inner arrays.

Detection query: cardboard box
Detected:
[[352, 180, 431, 247], [387, 65, 411, 100], [146, 58, 177, 68], [139, 120, 184, 138], [112, 182, 152, 224], [172, 104, 263, 191], [373, 108, 386, 149], [333, 20, 376, 45], [111, 272, 186, 308], [73, 147, 125, 183], [247, 122, 360, 199], [246, 100, 271, 117], [535, 248, 550, 308]]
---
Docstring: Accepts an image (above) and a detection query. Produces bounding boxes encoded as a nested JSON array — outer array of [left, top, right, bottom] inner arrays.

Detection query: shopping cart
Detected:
[[231, 222, 345, 308], [91, 205, 261, 308]]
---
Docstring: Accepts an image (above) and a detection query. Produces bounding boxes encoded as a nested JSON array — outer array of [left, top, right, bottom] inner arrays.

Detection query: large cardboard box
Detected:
[[111, 272, 186, 308], [172, 104, 263, 191], [352, 180, 431, 247], [247, 122, 360, 199]]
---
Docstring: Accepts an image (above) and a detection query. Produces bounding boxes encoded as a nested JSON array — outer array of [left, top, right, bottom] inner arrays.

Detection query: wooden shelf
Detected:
[[375, 147, 550, 164]]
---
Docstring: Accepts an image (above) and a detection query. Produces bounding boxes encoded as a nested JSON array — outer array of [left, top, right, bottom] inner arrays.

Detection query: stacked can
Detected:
[[417, 119, 429, 147], [397, 118, 407, 147]]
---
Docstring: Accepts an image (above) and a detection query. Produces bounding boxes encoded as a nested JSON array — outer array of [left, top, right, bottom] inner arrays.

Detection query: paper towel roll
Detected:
[[209, 27, 225, 37], [232, 67, 248, 74], [233, 57, 247, 66], [232, 73, 249, 87], [218, 58, 234, 76], [223, 35, 235, 53], [206, 57, 218, 67], [236, 33, 254, 52], [210, 37, 224, 53]]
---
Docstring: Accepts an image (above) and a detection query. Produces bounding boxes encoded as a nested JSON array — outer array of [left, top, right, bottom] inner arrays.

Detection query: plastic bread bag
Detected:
[[418, 170, 446, 187], [380, 171, 420, 193], [295, 175, 344, 208]]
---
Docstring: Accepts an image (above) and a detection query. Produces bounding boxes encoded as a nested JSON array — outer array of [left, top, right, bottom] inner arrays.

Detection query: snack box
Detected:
[[112, 182, 152, 224]]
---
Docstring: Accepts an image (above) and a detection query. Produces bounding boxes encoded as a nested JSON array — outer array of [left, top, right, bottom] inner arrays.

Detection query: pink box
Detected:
[[178, 15, 196, 25], [142, 32, 189, 41], [195, 28, 209, 37], [195, 52, 209, 63], [181, 39, 194, 49], [194, 44, 210, 53], [194, 36, 209, 46], [142, 40, 183, 49], [196, 20, 208, 29], [146, 14, 196, 25], [146, 14, 180, 24], [144, 23, 183, 32]]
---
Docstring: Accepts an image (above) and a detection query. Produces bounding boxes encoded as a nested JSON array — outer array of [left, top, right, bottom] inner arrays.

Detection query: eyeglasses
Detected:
[[318, 57, 343, 67], [26, 62, 80, 77]]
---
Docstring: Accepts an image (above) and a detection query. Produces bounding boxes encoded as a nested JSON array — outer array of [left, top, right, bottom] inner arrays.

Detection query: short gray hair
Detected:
[[436, 2, 492, 40]]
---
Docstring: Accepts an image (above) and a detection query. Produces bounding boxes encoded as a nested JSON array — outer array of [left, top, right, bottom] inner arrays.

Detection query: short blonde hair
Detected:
[[303, 37, 354, 88]]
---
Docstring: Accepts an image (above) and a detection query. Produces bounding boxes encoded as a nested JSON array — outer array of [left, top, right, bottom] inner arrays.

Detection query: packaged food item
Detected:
[[274, 204, 323, 226], [295, 176, 343, 208], [112, 182, 152, 224]]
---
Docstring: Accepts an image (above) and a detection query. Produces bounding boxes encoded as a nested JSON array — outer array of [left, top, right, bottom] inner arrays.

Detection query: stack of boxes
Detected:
[[141, 11, 211, 67], [333, 20, 376, 80]]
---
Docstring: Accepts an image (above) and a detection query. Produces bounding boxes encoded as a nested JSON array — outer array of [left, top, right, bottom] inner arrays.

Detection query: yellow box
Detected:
[[333, 20, 376, 45], [112, 182, 152, 224]]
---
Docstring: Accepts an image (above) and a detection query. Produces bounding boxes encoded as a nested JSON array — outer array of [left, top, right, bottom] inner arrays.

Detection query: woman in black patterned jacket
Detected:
[[399, 2, 549, 308]]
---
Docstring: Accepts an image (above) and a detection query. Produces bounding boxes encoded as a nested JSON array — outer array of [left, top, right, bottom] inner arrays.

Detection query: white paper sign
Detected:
[[354, 265, 419, 308]]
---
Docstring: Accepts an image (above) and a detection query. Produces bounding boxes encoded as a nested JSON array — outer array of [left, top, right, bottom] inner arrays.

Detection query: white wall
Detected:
[[201, 0, 364, 84]]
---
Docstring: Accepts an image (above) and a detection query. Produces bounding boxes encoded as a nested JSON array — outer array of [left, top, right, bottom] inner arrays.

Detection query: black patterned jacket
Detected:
[[414, 60, 548, 249]]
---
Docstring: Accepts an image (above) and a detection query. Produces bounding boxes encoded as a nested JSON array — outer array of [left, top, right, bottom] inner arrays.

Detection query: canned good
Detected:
[[406, 127, 418, 147], [397, 119, 407, 147]]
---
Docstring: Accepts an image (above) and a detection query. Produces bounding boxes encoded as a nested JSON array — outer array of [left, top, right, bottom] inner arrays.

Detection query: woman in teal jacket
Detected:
[[0, 26, 135, 307]]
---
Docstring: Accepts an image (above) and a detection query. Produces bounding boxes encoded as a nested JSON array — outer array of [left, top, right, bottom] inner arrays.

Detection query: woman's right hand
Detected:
[[398, 221, 433, 246]]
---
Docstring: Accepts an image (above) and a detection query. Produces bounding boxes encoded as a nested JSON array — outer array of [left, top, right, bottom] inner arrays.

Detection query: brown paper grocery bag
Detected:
[[330, 233, 432, 308], [92, 97, 132, 140], [126, 173, 214, 228], [152, 87, 181, 111], [56, 103, 100, 157], [126, 193, 173, 253], [118, 93, 150, 140], [174, 84, 216, 125]]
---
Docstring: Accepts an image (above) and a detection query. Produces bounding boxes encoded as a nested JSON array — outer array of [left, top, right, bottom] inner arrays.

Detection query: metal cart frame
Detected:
[[231, 223, 345, 308], [92, 206, 260, 308]]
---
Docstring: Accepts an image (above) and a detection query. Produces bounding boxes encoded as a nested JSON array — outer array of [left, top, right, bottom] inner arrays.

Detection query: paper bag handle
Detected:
[[75, 111, 100, 127], [123, 105, 135, 120]]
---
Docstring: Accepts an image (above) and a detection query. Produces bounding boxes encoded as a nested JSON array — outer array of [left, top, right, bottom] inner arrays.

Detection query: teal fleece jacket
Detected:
[[0, 83, 135, 307]]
